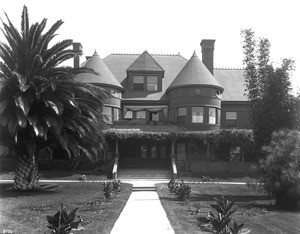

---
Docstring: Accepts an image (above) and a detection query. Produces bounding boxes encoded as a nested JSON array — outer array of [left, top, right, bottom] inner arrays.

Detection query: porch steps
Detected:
[[132, 185, 157, 192], [117, 169, 171, 180]]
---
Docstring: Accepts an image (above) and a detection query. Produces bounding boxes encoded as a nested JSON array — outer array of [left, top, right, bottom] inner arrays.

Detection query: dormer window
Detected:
[[147, 76, 158, 91], [133, 76, 144, 90], [132, 75, 159, 91], [126, 51, 165, 92]]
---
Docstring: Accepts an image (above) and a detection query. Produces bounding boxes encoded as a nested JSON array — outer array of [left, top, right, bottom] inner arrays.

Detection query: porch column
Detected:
[[171, 140, 175, 158], [115, 140, 119, 158], [207, 142, 210, 162], [113, 140, 119, 180]]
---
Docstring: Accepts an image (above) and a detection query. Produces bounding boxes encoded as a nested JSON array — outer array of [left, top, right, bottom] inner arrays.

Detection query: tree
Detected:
[[241, 29, 295, 155], [0, 6, 106, 190]]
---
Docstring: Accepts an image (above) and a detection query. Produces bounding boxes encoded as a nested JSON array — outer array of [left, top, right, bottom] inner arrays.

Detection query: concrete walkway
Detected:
[[110, 189, 175, 234]]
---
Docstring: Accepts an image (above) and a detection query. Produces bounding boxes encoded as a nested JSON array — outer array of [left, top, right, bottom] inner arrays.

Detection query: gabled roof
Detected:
[[167, 51, 223, 92], [74, 51, 124, 91], [104, 53, 187, 101], [127, 50, 165, 73]]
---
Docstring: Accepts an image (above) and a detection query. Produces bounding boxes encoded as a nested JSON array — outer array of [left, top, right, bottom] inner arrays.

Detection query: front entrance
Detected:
[[119, 142, 170, 168]]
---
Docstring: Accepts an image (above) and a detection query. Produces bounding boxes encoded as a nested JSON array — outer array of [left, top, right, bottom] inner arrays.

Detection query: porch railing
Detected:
[[171, 156, 178, 179]]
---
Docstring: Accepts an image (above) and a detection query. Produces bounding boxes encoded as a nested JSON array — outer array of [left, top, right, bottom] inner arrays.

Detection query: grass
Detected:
[[0, 181, 131, 233], [157, 182, 300, 234], [0, 170, 109, 181]]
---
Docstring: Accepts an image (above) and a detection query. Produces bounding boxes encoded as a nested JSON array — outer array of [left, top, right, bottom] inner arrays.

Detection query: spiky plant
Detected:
[[0, 6, 106, 191]]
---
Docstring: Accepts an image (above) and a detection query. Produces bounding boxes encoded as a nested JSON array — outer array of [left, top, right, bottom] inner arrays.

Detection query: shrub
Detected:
[[46, 203, 82, 234], [103, 181, 113, 200], [112, 180, 121, 194], [168, 179, 180, 193], [256, 129, 300, 210], [205, 196, 251, 234]]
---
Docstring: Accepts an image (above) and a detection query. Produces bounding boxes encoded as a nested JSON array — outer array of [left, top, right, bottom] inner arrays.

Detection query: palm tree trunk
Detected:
[[14, 154, 39, 191]]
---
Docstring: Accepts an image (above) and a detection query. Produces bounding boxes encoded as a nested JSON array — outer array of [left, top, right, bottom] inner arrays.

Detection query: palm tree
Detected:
[[0, 6, 106, 190]]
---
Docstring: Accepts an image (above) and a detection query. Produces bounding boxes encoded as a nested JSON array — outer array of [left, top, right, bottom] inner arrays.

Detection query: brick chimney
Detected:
[[200, 39, 215, 75], [73, 42, 82, 68]]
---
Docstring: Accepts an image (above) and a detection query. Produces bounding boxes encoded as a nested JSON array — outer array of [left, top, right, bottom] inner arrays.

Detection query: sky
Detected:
[[1, 0, 299, 93]]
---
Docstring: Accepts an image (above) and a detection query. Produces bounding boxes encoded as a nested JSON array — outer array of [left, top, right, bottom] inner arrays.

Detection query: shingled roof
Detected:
[[167, 51, 223, 92], [214, 68, 247, 101], [104, 53, 187, 101], [74, 51, 124, 91], [102, 53, 247, 102], [127, 50, 164, 73]]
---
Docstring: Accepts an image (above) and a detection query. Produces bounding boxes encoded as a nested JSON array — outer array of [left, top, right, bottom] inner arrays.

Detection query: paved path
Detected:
[[110, 190, 175, 234]]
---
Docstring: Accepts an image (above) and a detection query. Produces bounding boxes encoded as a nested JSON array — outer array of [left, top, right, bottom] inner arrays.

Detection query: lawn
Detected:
[[0, 170, 109, 181], [0, 181, 131, 233], [157, 183, 300, 234]]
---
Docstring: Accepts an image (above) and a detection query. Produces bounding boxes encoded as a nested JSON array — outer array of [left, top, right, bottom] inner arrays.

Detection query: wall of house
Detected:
[[221, 102, 250, 129]]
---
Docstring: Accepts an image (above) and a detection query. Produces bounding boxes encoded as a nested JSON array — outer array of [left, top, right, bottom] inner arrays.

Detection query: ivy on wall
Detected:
[[104, 129, 254, 151]]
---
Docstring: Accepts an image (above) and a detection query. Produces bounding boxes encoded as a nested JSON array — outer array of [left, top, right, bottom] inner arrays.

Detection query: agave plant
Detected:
[[0, 6, 106, 190]]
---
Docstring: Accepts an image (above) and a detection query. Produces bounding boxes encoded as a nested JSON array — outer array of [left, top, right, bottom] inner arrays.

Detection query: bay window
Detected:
[[192, 107, 204, 123], [209, 108, 216, 124]]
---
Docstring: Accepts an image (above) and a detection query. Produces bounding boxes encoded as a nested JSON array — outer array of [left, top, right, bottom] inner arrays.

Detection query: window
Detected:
[[133, 76, 144, 90], [149, 112, 159, 121], [177, 107, 187, 123], [209, 108, 216, 124], [217, 109, 221, 125], [136, 111, 146, 119], [103, 106, 113, 124], [114, 108, 119, 121], [226, 112, 237, 128], [124, 110, 133, 119], [147, 76, 158, 91], [141, 145, 147, 158], [150, 146, 157, 158], [168, 109, 174, 122], [192, 107, 204, 123]]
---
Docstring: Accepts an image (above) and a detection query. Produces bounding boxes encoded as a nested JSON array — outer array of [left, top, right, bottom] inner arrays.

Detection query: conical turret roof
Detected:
[[74, 51, 124, 91], [167, 51, 223, 92], [127, 50, 164, 72]]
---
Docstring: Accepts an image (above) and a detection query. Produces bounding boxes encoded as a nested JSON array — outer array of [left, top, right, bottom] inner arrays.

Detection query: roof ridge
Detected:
[[107, 52, 185, 57], [215, 67, 244, 70]]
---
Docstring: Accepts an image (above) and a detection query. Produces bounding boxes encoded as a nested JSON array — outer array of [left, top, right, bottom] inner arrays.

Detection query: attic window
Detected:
[[133, 76, 144, 90], [147, 76, 158, 91]]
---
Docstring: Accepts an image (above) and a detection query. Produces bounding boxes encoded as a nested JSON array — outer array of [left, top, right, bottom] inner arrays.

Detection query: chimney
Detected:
[[200, 39, 215, 75], [73, 42, 82, 68]]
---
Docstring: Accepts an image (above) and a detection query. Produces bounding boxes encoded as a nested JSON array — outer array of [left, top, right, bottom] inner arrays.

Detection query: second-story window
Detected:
[[124, 110, 133, 119], [136, 111, 146, 119], [149, 112, 159, 121], [192, 107, 204, 123], [133, 76, 144, 90], [226, 112, 237, 128], [103, 106, 113, 124], [177, 107, 187, 123], [209, 108, 216, 124], [147, 76, 158, 91]]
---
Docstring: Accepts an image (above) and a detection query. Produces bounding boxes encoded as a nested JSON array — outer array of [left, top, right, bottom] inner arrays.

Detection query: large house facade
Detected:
[[74, 40, 251, 174]]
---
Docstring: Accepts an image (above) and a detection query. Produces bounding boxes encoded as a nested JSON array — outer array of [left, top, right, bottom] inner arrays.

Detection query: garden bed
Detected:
[[157, 183, 300, 234], [0, 182, 131, 233]]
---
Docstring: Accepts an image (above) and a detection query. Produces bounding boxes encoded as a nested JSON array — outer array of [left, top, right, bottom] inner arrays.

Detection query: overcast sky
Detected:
[[1, 0, 299, 93]]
